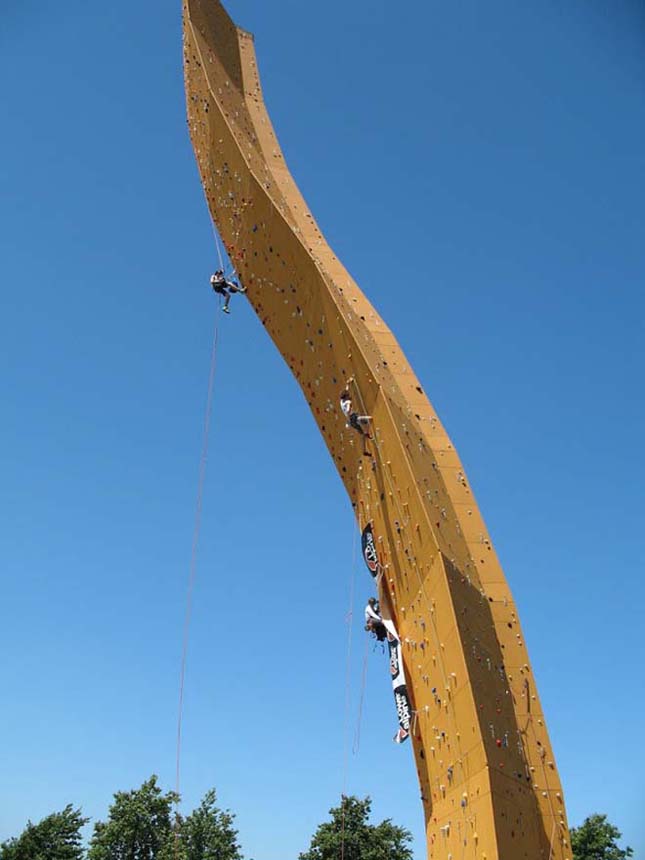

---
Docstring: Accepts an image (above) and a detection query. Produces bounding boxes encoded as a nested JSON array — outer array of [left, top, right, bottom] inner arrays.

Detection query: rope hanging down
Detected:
[[210, 218, 238, 281], [352, 636, 369, 755], [340, 523, 359, 860], [175, 310, 221, 801], [213, 220, 225, 272]]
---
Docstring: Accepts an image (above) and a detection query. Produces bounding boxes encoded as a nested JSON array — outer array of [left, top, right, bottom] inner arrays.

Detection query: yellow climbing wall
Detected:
[[182, 1, 571, 857]]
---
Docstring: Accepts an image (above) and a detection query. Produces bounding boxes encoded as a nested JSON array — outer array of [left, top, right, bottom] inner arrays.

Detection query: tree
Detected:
[[177, 789, 243, 860], [0, 805, 87, 860], [87, 775, 178, 860], [299, 795, 412, 860], [571, 814, 633, 860]]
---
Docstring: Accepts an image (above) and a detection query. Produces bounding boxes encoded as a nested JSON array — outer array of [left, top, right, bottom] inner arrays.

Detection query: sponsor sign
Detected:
[[383, 620, 413, 744], [394, 727, 410, 744], [361, 523, 379, 577], [394, 688, 412, 730], [387, 634, 401, 683]]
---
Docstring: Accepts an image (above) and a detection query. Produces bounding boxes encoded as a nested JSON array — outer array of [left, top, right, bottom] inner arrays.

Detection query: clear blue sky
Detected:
[[1, 1, 643, 858]]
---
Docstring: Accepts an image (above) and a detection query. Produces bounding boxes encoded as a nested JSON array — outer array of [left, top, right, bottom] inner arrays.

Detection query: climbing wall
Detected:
[[183, 2, 571, 857]]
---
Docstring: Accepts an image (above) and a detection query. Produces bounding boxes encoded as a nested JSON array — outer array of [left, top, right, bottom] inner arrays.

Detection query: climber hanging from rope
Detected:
[[364, 597, 387, 641], [210, 269, 246, 314], [339, 388, 371, 436], [340, 387, 372, 456]]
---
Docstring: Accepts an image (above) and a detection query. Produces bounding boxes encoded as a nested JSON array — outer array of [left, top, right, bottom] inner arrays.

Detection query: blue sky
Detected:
[[1, 1, 644, 858]]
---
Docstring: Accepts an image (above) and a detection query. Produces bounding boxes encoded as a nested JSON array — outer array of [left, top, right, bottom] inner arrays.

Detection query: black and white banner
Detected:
[[361, 523, 379, 577], [383, 620, 413, 744], [359, 523, 411, 744]]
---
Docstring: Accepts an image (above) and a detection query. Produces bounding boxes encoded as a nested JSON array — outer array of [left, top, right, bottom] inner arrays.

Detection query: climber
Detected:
[[364, 597, 387, 641], [210, 270, 246, 314], [365, 596, 381, 623], [339, 389, 371, 437]]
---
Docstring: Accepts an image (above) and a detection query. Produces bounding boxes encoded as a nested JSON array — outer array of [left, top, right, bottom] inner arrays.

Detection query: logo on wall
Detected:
[[387, 634, 401, 682], [394, 688, 412, 731], [361, 523, 379, 577], [392, 684, 412, 743], [383, 619, 412, 744], [394, 726, 410, 744]]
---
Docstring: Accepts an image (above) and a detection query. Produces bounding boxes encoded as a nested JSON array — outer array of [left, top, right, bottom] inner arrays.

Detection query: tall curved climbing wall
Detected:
[[183, 2, 571, 857]]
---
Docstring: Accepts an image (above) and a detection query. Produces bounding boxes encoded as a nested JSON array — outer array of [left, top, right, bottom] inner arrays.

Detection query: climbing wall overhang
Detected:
[[182, 2, 571, 858]]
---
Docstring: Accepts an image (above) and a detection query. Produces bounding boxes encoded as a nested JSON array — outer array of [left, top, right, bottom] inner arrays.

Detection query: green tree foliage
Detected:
[[87, 775, 178, 860], [176, 789, 243, 860], [298, 795, 412, 860], [571, 814, 633, 860], [0, 805, 88, 860]]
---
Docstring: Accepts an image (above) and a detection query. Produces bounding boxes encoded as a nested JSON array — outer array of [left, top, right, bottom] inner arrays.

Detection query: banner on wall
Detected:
[[361, 523, 379, 577], [359, 524, 411, 743], [383, 620, 412, 744]]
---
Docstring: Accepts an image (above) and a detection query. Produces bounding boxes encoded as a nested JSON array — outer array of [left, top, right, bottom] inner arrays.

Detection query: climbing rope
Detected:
[[352, 635, 370, 755], [175, 309, 221, 804], [340, 522, 359, 860], [210, 218, 226, 273]]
